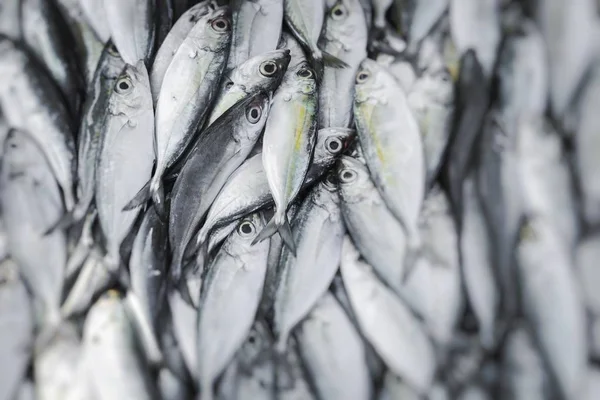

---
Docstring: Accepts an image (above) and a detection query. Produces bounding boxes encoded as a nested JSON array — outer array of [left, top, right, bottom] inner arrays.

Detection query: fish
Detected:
[[21, 0, 85, 116], [55, 41, 125, 230], [197, 213, 270, 399], [278, 31, 307, 69], [0, 0, 21, 40], [197, 127, 352, 255], [103, 0, 156, 65], [147, 5, 232, 216], [252, 61, 318, 251], [0, 129, 67, 328], [95, 61, 155, 268], [80, 0, 111, 43], [0, 37, 76, 211], [318, 0, 368, 129], [168, 288, 199, 379], [353, 58, 425, 244], [337, 155, 409, 292], [295, 292, 373, 400], [340, 236, 436, 394], [277, 336, 318, 400], [273, 176, 344, 351], [0, 260, 34, 400], [82, 291, 157, 399], [208, 49, 291, 124], [284, 0, 348, 78], [150, 0, 217, 104], [168, 92, 270, 280], [516, 217, 587, 400], [227, 0, 284, 72], [408, 0, 449, 48], [378, 372, 421, 400]]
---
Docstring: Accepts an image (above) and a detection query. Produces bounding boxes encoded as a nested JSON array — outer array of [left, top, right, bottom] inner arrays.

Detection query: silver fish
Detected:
[[516, 217, 587, 400], [337, 155, 408, 291], [96, 61, 154, 268], [253, 61, 318, 251], [354, 59, 425, 244], [0, 38, 76, 211], [273, 177, 344, 351], [150, 0, 217, 103], [0, 0, 21, 40], [103, 0, 155, 65], [21, 0, 85, 115], [278, 336, 318, 400], [0, 129, 66, 328], [319, 0, 368, 129], [148, 6, 232, 215], [0, 260, 34, 400], [80, 0, 111, 43], [408, 0, 449, 47], [295, 292, 372, 400], [208, 49, 291, 124], [169, 92, 270, 279], [284, 0, 348, 76], [197, 213, 270, 399], [227, 0, 284, 72], [168, 288, 198, 379], [340, 236, 436, 394], [278, 31, 307, 69], [82, 291, 157, 399]]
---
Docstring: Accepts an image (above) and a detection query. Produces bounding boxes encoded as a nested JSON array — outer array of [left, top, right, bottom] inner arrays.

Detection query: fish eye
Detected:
[[356, 70, 370, 84], [324, 173, 338, 188], [106, 43, 119, 56], [339, 168, 357, 183], [331, 4, 346, 19], [115, 77, 132, 93], [238, 220, 256, 236], [246, 105, 262, 123], [259, 61, 278, 77], [225, 81, 234, 89], [325, 137, 343, 154], [297, 66, 314, 79], [211, 17, 230, 32]]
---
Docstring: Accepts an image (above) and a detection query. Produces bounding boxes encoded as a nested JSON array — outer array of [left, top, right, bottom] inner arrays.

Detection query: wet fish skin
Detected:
[[337, 155, 408, 292], [197, 213, 270, 399], [0, 129, 67, 328], [0, 37, 76, 211], [103, 0, 156, 65], [149, 5, 232, 216], [318, 0, 368, 129], [353, 58, 425, 243], [80, 0, 111, 43], [168, 288, 199, 380], [21, 0, 85, 116], [95, 61, 155, 268], [150, 0, 218, 104], [169, 92, 270, 280], [227, 0, 284, 72], [295, 292, 372, 400]]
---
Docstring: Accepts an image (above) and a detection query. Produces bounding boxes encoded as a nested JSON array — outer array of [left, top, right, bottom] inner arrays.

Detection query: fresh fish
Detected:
[[449, 0, 500, 77], [253, 61, 318, 251], [80, 0, 111, 43], [168, 92, 270, 279], [278, 31, 307, 69], [159, 367, 192, 400], [516, 217, 587, 400], [82, 291, 157, 399], [378, 372, 421, 400], [208, 49, 291, 124], [284, 0, 348, 77], [130, 206, 169, 331], [103, 0, 155, 65], [198, 127, 352, 252], [227, 0, 284, 72], [337, 155, 408, 291], [278, 337, 317, 400], [96, 62, 155, 268], [273, 177, 344, 351], [0, 260, 34, 400], [150, 0, 217, 103], [168, 288, 198, 379], [0, 37, 76, 211], [295, 292, 372, 400], [0, 129, 66, 327], [408, 0, 449, 47], [353, 59, 425, 243], [372, 0, 393, 31], [318, 0, 368, 129], [460, 174, 498, 349], [21, 0, 85, 116], [197, 213, 270, 399], [58, 42, 125, 229], [375, 53, 417, 92], [0, 0, 21, 40], [340, 236, 436, 394], [500, 323, 550, 400], [148, 5, 232, 215], [64, 210, 98, 280]]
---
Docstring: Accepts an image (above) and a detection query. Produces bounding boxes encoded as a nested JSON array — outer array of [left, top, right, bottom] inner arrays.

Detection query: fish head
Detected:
[[337, 155, 372, 198], [231, 49, 292, 93], [354, 58, 395, 104], [313, 127, 355, 166], [191, 5, 232, 53], [101, 40, 126, 72], [232, 92, 271, 143], [228, 212, 268, 253], [412, 67, 454, 107], [321, 170, 340, 193], [110, 62, 152, 117], [286, 61, 317, 96], [324, 0, 367, 41]]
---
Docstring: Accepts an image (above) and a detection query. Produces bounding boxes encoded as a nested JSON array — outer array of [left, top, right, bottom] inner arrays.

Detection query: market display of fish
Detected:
[[0, 0, 599, 399]]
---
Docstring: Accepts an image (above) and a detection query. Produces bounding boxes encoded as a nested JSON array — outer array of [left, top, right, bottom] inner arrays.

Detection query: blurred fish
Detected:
[[80, 0, 111, 43]]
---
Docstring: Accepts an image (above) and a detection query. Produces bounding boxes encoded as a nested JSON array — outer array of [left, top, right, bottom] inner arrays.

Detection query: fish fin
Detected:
[[252, 215, 296, 255], [321, 51, 349, 69], [183, 231, 204, 262], [123, 180, 151, 211], [125, 292, 164, 366], [175, 273, 195, 308], [252, 216, 279, 246]]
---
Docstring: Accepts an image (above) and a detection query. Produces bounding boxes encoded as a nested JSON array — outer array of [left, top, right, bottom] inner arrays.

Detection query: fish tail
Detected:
[[183, 229, 206, 262], [252, 214, 296, 255], [322, 50, 349, 69], [123, 180, 151, 211], [307, 49, 325, 82], [124, 292, 164, 366], [150, 178, 168, 221], [279, 216, 296, 256]]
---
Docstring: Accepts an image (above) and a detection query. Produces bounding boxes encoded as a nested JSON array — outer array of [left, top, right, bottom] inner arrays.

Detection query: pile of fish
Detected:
[[1, 0, 600, 398]]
